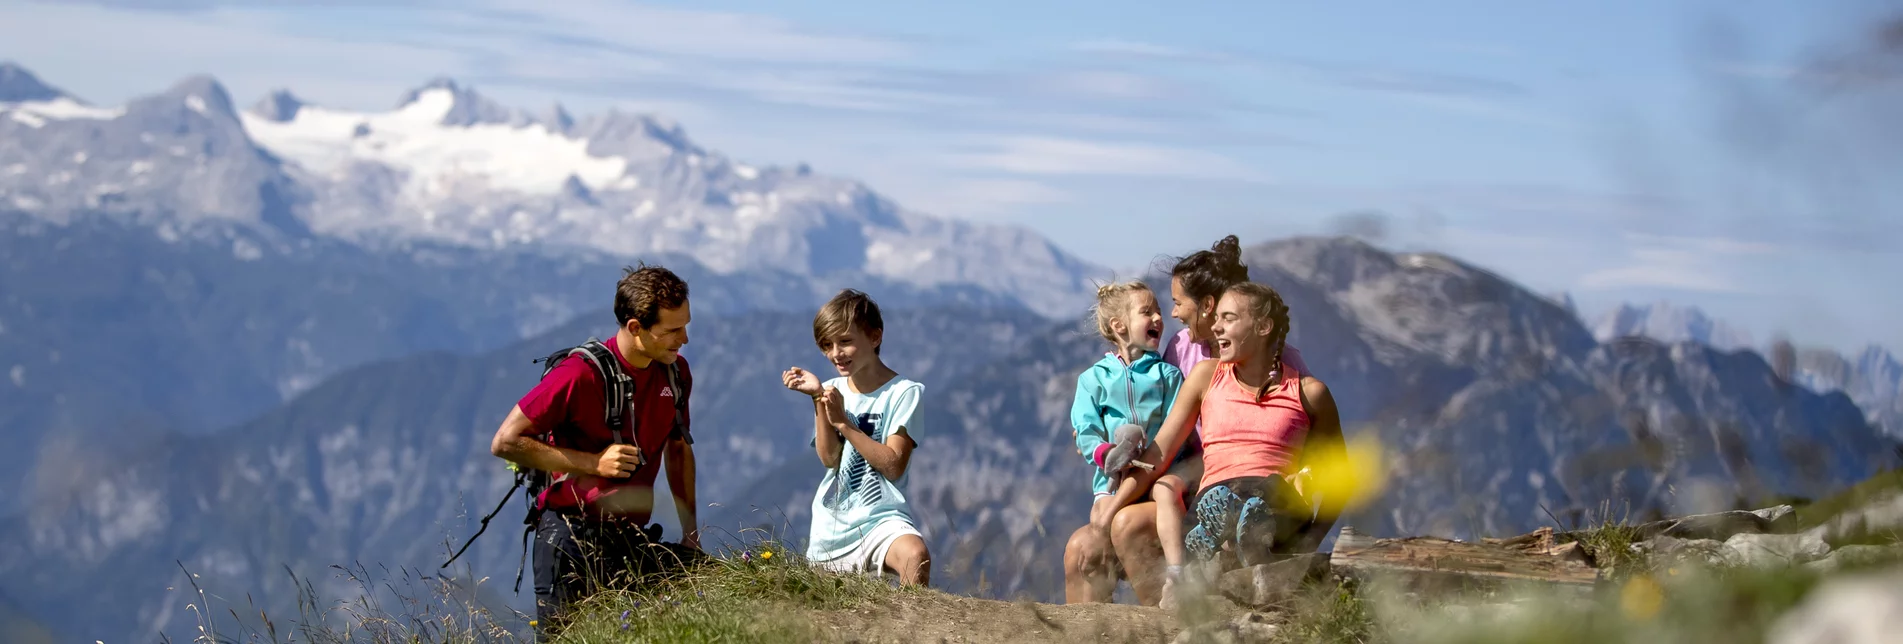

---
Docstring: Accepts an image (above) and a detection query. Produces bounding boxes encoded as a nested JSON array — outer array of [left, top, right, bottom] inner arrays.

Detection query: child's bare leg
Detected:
[[883, 534, 932, 587], [1154, 474, 1191, 566]]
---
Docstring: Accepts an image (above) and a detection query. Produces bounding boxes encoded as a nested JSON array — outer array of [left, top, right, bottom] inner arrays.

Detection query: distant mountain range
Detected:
[[0, 62, 1098, 515], [2, 237, 1892, 643], [1592, 301, 1757, 352], [1590, 300, 1903, 439], [2, 62, 1899, 642], [0, 63, 1099, 315]]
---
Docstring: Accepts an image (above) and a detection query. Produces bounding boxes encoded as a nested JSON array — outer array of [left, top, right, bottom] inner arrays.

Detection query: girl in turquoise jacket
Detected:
[[1071, 281, 1187, 531]]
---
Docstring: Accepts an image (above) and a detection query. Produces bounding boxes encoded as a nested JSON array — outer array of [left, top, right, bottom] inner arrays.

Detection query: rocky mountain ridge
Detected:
[[1588, 299, 1903, 439], [2, 236, 1890, 643], [0, 62, 1101, 318]]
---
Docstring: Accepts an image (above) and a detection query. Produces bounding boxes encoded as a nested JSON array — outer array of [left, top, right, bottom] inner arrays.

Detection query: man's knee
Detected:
[[1065, 526, 1112, 574], [1110, 505, 1157, 547]]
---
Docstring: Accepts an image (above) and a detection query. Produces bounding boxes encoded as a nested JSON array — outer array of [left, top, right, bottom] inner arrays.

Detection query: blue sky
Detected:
[[2, 0, 1899, 353]]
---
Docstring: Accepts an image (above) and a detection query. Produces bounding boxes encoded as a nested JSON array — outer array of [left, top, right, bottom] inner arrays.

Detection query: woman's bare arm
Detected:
[[1293, 376, 1345, 549], [1129, 360, 1216, 490]]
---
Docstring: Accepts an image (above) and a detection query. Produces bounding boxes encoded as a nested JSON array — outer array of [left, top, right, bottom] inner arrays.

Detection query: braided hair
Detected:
[[1224, 282, 1291, 402], [1170, 235, 1250, 331]]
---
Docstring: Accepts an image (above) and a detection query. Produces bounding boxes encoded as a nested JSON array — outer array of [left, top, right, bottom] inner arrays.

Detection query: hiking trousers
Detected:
[[531, 512, 705, 635], [1185, 474, 1314, 568]]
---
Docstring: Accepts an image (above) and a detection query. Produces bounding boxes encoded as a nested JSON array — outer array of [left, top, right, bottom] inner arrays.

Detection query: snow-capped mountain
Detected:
[[1589, 299, 1903, 439], [0, 63, 1100, 316], [1592, 300, 1757, 352], [1795, 345, 1903, 439]]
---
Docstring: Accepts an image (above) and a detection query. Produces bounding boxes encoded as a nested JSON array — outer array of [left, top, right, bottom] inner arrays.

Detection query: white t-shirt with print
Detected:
[[807, 375, 924, 562]]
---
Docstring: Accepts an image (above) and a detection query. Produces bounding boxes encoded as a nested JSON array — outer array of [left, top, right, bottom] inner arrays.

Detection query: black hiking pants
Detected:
[[531, 512, 706, 637], [1185, 475, 1316, 567]]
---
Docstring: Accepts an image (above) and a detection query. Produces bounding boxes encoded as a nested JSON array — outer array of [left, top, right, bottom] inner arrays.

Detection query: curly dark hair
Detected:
[[1170, 235, 1250, 310], [614, 262, 689, 329]]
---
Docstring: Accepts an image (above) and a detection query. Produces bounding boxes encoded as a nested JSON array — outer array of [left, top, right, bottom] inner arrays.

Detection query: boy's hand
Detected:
[[596, 444, 644, 477], [783, 367, 823, 396]]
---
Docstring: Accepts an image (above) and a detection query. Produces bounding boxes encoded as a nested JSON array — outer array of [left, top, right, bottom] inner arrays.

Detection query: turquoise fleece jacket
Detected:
[[1070, 350, 1184, 496]]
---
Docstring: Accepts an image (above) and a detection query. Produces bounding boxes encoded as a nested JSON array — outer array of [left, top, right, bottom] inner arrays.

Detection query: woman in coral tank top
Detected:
[[1137, 281, 1346, 578]]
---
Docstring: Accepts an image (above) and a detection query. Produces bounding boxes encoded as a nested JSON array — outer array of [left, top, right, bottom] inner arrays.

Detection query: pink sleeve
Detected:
[[1163, 330, 1193, 371], [1281, 344, 1310, 376]]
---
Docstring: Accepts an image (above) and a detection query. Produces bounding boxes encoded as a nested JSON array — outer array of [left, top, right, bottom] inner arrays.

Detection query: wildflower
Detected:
[[760, 550, 774, 560], [697, 591, 705, 599], [529, 620, 539, 628], [742, 551, 753, 563], [1619, 575, 1664, 621], [622, 609, 631, 620], [1305, 432, 1390, 516]]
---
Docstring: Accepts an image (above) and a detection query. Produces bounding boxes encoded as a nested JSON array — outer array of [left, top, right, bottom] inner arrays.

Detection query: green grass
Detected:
[[1270, 580, 1377, 644], [1787, 467, 1903, 532], [547, 540, 910, 644], [1554, 501, 1646, 580], [171, 536, 910, 644], [1409, 562, 1833, 644]]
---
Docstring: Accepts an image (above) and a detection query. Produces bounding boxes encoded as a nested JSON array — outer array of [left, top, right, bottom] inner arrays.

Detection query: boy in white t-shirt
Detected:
[[781, 289, 932, 586]]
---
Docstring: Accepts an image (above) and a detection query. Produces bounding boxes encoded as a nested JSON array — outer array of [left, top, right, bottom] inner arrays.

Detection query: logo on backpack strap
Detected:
[[660, 386, 674, 397]]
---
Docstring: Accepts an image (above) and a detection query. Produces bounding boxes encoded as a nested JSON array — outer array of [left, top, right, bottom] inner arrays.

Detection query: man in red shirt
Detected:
[[489, 263, 700, 631]]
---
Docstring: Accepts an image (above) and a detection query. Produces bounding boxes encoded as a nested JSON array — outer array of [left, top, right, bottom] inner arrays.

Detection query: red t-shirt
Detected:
[[517, 336, 692, 521]]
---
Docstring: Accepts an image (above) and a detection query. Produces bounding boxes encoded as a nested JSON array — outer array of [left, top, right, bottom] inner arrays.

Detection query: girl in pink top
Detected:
[[1148, 236, 1314, 605], [1140, 281, 1345, 579]]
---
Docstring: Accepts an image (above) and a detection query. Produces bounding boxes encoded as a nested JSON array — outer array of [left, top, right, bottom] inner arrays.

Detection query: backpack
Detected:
[[439, 338, 691, 593]]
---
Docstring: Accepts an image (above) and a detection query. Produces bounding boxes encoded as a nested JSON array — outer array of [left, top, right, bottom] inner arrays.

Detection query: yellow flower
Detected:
[[1304, 432, 1389, 515], [760, 550, 774, 560], [1619, 576, 1664, 621]]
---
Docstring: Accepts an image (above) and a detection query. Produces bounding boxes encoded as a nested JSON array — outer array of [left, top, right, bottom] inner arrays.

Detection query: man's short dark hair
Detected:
[[615, 263, 689, 329]]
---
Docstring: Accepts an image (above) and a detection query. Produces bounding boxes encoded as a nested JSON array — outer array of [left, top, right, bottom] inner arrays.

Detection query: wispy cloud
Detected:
[[1069, 37, 1530, 101], [1, 1, 466, 108], [1578, 233, 1782, 293], [1282, 59, 1530, 100], [1435, 41, 1521, 58], [1067, 39, 1238, 64], [471, 0, 916, 64], [911, 178, 1072, 220], [943, 135, 1263, 180]]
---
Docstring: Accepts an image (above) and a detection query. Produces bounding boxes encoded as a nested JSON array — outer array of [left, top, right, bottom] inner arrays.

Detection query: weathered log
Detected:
[[1217, 553, 1333, 608], [1330, 527, 1602, 593]]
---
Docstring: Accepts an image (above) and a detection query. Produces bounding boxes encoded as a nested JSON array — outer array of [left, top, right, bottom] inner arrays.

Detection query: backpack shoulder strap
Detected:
[[666, 361, 693, 445], [575, 339, 634, 444], [536, 338, 634, 444]]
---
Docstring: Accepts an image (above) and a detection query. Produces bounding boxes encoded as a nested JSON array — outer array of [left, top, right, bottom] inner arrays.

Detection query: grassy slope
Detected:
[[176, 470, 1903, 644]]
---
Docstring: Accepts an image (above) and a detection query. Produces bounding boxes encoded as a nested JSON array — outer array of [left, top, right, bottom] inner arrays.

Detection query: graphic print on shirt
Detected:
[[826, 411, 886, 511]]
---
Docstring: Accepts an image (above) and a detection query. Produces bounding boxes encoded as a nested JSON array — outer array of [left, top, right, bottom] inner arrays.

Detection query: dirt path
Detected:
[[809, 592, 1199, 643]]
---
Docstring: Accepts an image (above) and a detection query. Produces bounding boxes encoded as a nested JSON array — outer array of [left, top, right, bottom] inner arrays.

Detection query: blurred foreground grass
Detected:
[[175, 470, 1903, 643]]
